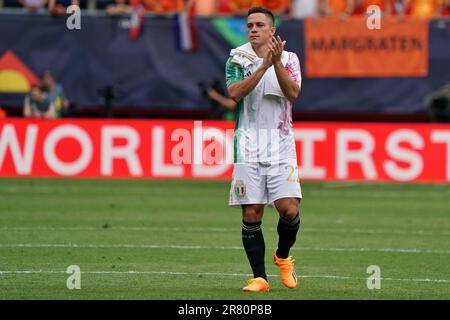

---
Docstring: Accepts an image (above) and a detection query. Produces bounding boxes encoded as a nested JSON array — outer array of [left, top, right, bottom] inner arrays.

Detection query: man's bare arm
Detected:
[[273, 61, 300, 102], [227, 50, 272, 102], [269, 36, 300, 102]]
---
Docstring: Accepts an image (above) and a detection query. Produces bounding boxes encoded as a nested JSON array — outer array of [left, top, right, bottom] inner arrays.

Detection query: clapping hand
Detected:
[[269, 35, 286, 65]]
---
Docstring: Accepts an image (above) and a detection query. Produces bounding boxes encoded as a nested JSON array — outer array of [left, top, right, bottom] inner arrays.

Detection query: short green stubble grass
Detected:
[[0, 178, 449, 299]]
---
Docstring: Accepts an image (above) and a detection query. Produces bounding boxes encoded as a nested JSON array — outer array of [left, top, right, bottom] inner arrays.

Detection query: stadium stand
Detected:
[[0, 1, 449, 121]]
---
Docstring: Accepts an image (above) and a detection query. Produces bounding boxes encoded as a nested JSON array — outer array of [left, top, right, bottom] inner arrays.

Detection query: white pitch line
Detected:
[[1, 226, 449, 236], [0, 270, 257, 277], [299, 247, 450, 254], [0, 270, 449, 284], [0, 226, 237, 232], [1, 243, 450, 255], [0, 243, 242, 250]]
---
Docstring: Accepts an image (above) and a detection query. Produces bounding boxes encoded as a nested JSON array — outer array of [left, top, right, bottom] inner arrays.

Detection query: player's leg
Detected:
[[267, 160, 302, 288], [241, 204, 269, 292], [273, 199, 301, 289], [241, 204, 267, 283], [229, 163, 269, 291], [274, 197, 301, 259]]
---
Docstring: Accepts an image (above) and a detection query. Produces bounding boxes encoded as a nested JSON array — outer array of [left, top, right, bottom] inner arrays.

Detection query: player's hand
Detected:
[[269, 36, 286, 65], [262, 48, 273, 70]]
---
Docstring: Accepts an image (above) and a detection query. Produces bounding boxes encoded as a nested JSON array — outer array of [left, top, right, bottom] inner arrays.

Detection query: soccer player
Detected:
[[226, 6, 302, 292]]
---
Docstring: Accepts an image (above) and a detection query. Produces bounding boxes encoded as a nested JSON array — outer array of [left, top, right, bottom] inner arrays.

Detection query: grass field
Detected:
[[0, 178, 449, 300]]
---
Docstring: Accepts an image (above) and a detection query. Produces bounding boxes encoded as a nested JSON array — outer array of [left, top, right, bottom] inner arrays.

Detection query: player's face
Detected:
[[247, 13, 275, 47]]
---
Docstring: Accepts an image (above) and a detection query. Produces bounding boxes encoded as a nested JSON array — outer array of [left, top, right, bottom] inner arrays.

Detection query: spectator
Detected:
[[48, 0, 79, 15], [195, 0, 217, 16], [402, 0, 443, 18], [19, 0, 48, 12], [0, 107, 6, 119], [319, 0, 355, 18], [155, 0, 184, 13], [135, 0, 186, 14], [106, 0, 133, 15], [130, 0, 156, 11], [207, 87, 236, 120], [228, 0, 257, 16], [224, 1, 291, 19], [41, 70, 70, 118], [443, 0, 450, 15], [260, 0, 290, 14], [216, 0, 233, 15], [23, 85, 56, 119], [199, 80, 236, 120], [289, 0, 320, 19], [353, 0, 396, 16]]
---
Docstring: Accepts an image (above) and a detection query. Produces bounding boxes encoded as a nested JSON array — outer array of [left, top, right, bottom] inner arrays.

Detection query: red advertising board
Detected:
[[0, 119, 449, 183]]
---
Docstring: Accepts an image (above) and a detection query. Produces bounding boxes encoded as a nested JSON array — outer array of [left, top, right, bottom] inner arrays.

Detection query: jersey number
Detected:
[[286, 165, 300, 183]]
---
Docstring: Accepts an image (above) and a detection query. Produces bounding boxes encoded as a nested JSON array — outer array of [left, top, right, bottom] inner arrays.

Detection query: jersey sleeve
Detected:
[[285, 52, 302, 90], [225, 57, 244, 87]]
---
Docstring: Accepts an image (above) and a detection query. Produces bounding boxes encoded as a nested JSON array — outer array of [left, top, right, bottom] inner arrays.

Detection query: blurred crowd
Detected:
[[1, 0, 448, 120], [0, 0, 447, 19]]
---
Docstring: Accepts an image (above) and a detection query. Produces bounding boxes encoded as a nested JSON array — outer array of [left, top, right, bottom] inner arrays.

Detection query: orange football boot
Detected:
[[242, 277, 269, 292], [273, 253, 298, 289]]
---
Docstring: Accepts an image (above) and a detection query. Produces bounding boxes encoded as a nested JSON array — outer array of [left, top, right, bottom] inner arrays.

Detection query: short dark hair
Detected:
[[247, 7, 275, 25]]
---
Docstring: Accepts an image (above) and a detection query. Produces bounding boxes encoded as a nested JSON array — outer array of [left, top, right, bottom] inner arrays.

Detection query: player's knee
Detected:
[[276, 198, 300, 220], [242, 205, 263, 223], [280, 208, 298, 221], [279, 202, 300, 220]]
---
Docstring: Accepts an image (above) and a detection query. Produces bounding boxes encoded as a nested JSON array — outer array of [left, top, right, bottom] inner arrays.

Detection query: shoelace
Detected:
[[276, 257, 295, 270]]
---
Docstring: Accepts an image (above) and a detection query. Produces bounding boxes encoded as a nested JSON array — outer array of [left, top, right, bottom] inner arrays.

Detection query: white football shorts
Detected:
[[229, 158, 302, 208]]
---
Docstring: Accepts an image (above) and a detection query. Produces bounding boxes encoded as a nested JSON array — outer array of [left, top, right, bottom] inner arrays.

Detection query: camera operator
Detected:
[[426, 84, 450, 123], [199, 80, 236, 120], [23, 85, 56, 119], [41, 70, 72, 118]]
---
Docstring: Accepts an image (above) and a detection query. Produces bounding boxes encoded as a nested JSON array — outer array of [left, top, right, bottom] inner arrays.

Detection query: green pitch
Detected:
[[0, 178, 449, 300]]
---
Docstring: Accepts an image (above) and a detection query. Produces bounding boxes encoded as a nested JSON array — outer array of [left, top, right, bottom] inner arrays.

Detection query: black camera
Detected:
[[428, 96, 450, 122], [98, 84, 124, 118], [426, 85, 450, 123], [98, 85, 122, 100]]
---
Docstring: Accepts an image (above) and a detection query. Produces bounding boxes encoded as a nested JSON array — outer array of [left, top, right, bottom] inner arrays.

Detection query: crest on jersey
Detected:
[[234, 180, 246, 198]]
